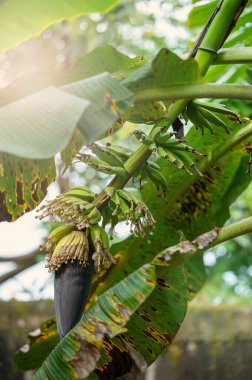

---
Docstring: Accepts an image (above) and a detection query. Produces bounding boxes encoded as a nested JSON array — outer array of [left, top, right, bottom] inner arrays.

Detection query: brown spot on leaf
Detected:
[[163, 333, 173, 343], [31, 177, 39, 202], [143, 329, 159, 342], [0, 190, 13, 221], [140, 314, 151, 323], [41, 177, 49, 195], [95, 337, 132, 380], [16, 179, 25, 205], [157, 278, 171, 289]]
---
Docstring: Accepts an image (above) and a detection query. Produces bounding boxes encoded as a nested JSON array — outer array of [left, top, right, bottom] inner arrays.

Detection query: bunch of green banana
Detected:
[[90, 224, 116, 272], [103, 187, 156, 237], [75, 142, 128, 176], [36, 186, 101, 229], [150, 128, 206, 176], [138, 160, 167, 193], [185, 100, 241, 135]]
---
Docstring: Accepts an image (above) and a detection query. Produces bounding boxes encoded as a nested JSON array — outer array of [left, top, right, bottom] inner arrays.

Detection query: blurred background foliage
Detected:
[[0, 0, 251, 305]]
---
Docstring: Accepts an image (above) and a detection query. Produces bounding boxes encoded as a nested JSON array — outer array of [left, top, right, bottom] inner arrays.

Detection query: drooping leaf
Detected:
[[0, 0, 119, 53], [64, 45, 146, 84], [0, 74, 133, 160], [14, 226, 221, 378], [62, 73, 133, 142], [123, 48, 205, 90], [0, 87, 89, 159], [0, 73, 133, 221], [15, 263, 156, 378], [0, 45, 144, 107]]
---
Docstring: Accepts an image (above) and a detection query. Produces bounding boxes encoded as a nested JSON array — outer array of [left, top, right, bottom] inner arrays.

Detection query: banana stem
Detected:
[[135, 83, 252, 103], [210, 216, 252, 247], [213, 47, 252, 64]]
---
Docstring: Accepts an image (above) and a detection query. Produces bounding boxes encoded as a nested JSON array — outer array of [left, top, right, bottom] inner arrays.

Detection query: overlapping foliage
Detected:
[[0, 0, 251, 379]]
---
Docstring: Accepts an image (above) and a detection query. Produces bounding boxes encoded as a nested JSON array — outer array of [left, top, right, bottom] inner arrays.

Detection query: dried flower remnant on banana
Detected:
[[103, 187, 156, 238], [38, 186, 115, 272], [36, 186, 101, 229]]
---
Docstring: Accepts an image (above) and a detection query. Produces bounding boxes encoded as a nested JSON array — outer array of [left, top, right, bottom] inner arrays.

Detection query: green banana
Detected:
[[155, 131, 178, 145], [89, 225, 116, 272], [105, 143, 132, 161], [197, 107, 230, 133], [173, 150, 204, 177], [87, 143, 125, 168], [117, 189, 138, 205], [193, 100, 240, 120], [187, 103, 205, 135], [187, 103, 213, 134], [169, 143, 207, 157], [77, 153, 127, 175], [157, 146, 178, 164], [44, 224, 75, 256], [60, 187, 95, 202], [143, 164, 167, 191], [104, 186, 115, 198], [87, 207, 101, 225]]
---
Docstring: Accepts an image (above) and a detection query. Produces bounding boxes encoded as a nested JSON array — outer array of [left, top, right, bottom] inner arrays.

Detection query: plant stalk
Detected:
[[135, 83, 252, 103], [213, 47, 252, 64], [210, 216, 252, 247]]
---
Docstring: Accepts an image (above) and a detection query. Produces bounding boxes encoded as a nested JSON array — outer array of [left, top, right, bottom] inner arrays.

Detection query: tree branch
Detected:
[[0, 249, 41, 285]]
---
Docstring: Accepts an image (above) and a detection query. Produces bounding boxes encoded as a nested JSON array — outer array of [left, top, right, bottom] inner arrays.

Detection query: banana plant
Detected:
[[0, 0, 251, 379]]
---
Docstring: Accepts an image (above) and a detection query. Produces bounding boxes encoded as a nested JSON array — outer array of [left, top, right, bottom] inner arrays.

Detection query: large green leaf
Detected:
[[62, 73, 133, 142], [123, 48, 205, 90], [14, 225, 221, 378], [0, 73, 133, 221], [0, 45, 143, 107], [0, 87, 89, 159], [0, 45, 140, 218], [15, 263, 157, 378], [122, 48, 205, 123], [0, 73, 133, 159], [0, 0, 119, 53]]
